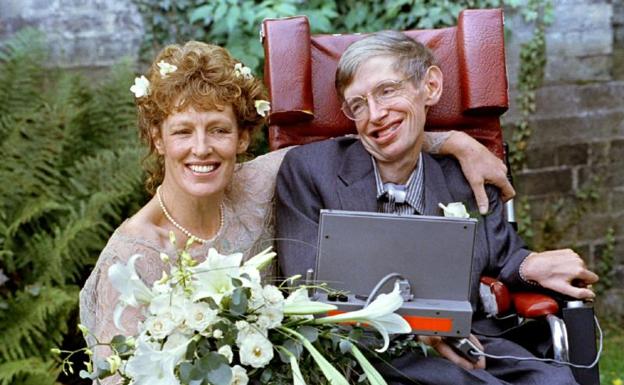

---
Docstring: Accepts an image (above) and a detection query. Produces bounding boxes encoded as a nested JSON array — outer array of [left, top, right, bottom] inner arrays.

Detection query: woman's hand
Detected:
[[520, 250, 599, 299], [425, 131, 515, 214], [418, 334, 486, 370]]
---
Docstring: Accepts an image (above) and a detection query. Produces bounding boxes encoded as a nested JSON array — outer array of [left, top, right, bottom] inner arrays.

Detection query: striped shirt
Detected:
[[372, 153, 425, 215]]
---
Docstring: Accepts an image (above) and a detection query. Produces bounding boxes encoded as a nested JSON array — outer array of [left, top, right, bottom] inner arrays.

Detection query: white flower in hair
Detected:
[[157, 60, 177, 78], [234, 62, 253, 79], [130, 76, 150, 98], [255, 100, 271, 117]]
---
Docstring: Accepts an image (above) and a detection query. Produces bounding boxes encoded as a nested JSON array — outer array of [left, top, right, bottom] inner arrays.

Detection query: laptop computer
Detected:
[[315, 209, 477, 337]]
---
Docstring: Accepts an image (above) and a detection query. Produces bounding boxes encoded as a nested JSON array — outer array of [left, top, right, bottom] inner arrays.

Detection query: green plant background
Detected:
[[0, 1, 621, 384]]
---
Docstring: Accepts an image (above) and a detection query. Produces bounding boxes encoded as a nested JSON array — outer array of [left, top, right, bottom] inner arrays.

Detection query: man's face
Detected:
[[342, 56, 441, 166]]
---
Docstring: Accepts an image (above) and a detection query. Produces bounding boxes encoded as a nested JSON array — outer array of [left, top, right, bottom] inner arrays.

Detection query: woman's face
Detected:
[[155, 105, 249, 199]]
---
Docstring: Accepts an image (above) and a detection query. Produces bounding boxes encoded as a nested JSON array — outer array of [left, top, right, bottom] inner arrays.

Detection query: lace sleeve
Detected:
[[79, 231, 167, 384]]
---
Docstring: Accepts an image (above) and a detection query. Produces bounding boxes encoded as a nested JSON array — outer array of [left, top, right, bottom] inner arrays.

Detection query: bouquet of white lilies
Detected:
[[60, 234, 412, 385]]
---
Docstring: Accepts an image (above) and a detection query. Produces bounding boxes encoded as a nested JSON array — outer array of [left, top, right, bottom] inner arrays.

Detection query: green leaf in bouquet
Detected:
[[229, 287, 249, 316], [231, 277, 243, 288], [179, 361, 203, 384], [260, 367, 273, 383], [296, 326, 318, 343], [284, 339, 303, 360], [197, 352, 232, 385], [110, 335, 132, 355], [205, 296, 219, 310], [339, 338, 352, 354], [185, 338, 198, 360]]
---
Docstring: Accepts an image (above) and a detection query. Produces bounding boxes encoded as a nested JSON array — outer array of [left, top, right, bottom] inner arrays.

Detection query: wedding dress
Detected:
[[78, 147, 289, 380]]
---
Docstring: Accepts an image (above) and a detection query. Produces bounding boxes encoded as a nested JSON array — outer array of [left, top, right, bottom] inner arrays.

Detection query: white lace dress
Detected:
[[78, 148, 289, 380]]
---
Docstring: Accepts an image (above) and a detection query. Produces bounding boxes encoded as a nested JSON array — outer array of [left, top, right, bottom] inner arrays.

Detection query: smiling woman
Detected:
[[78, 41, 288, 383]]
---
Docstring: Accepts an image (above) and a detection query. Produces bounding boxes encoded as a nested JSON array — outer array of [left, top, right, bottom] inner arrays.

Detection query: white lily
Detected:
[[242, 247, 276, 271], [438, 202, 470, 218], [108, 254, 154, 331], [124, 336, 188, 385], [254, 100, 271, 117], [130, 75, 150, 98], [189, 248, 243, 303], [284, 288, 337, 315], [314, 282, 411, 352]]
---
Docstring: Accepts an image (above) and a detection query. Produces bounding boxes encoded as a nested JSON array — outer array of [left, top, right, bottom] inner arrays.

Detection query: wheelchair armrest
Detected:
[[480, 276, 559, 318], [511, 292, 560, 318]]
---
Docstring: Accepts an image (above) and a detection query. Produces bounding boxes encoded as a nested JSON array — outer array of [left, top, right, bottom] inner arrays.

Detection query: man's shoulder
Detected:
[[282, 136, 360, 169]]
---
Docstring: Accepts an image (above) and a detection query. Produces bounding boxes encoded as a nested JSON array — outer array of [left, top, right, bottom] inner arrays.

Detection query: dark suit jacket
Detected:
[[275, 136, 534, 315]]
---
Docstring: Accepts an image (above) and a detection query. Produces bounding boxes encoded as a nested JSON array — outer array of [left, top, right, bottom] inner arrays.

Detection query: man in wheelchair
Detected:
[[275, 31, 598, 384]]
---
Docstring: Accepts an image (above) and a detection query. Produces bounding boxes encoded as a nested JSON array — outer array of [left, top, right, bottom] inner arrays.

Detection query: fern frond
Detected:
[[0, 357, 57, 385], [0, 286, 78, 361], [0, 29, 46, 128]]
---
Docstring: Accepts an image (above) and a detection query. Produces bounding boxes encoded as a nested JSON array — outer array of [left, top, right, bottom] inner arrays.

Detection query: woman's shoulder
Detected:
[[228, 147, 293, 202]]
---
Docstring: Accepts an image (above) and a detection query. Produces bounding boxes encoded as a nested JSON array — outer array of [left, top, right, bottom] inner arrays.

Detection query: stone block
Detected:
[[578, 164, 624, 189], [550, 2, 612, 33], [516, 168, 573, 196], [525, 146, 558, 169], [528, 110, 624, 147], [576, 213, 618, 241], [589, 141, 610, 166], [546, 29, 612, 57], [611, 188, 624, 213], [557, 143, 588, 166], [545, 55, 612, 84], [595, 288, 624, 323], [609, 138, 624, 164]]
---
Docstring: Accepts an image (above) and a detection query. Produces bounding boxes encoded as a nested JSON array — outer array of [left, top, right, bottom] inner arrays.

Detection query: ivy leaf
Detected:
[[189, 5, 213, 24]]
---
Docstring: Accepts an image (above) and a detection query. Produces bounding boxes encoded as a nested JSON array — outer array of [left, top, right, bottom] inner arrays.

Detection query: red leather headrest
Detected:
[[262, 9, 508, 157]]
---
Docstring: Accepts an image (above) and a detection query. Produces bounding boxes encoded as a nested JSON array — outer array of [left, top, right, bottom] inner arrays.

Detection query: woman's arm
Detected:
[[423, 130, 515, 214]]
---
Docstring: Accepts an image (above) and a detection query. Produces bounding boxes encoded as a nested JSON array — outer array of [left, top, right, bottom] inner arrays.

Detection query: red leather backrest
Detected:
[[262, 9, 508, 158]]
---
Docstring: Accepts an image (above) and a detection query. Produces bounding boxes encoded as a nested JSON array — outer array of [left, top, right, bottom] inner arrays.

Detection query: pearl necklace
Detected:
[[156, 186, 225, 244]]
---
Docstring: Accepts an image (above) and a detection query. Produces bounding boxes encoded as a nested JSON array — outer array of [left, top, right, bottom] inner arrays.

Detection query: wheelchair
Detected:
[[260, 9, 601, 385]]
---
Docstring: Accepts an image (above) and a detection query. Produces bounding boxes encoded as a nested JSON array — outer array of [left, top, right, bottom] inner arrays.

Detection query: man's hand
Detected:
[[418, 334, 486, 370], [434, 131, 515, 215], [521, 249, 599, 299]]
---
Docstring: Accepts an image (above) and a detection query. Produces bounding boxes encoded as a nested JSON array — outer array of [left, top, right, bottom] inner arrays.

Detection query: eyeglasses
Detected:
[[341, 75, 415, 121]]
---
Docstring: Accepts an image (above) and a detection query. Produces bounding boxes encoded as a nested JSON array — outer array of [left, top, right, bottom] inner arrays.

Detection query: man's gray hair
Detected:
[[335, 31, 437, 100]]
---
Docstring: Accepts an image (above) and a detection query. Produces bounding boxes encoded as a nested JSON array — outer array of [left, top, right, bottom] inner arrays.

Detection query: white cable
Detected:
[[470, 316, 603, 369], [365, 273, 406, 307]]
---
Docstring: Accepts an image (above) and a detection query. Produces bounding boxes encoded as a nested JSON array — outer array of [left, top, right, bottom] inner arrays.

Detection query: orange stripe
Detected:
[[326, 310, 453, 333]]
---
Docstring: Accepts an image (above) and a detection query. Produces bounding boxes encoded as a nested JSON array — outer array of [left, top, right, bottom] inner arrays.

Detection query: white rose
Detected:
[[238, 334, 274, 368], [230, 365, 249, 385], [257, 306, 283, 329], [185, 301, 218, 332], [143, 315, 177, 340], [218, 345, 234, 363]]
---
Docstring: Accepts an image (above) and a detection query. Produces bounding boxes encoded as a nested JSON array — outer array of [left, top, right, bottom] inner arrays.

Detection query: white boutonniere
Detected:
[[234, 62, 253, 79], [130, 76, 150, 98], [157, 60, 177, 78], [438, 202, 470, 218], [255, 100, 271, 117]]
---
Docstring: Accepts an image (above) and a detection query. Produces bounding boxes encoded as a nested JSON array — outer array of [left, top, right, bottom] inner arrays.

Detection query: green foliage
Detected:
[[133, 0, 508, 154], [0, 30, 147, 384], [134, 0, 505, 75], [595, 227, 616, 296]]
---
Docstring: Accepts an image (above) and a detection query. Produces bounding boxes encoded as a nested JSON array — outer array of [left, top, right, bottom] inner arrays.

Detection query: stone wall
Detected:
[[503, 0, 624, 316], [0, 0, 622, 315], [0, 0, 143, 69]]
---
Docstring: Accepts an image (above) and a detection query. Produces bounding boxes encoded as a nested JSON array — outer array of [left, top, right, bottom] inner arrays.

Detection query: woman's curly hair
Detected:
[[136, 41, 268, 194]]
